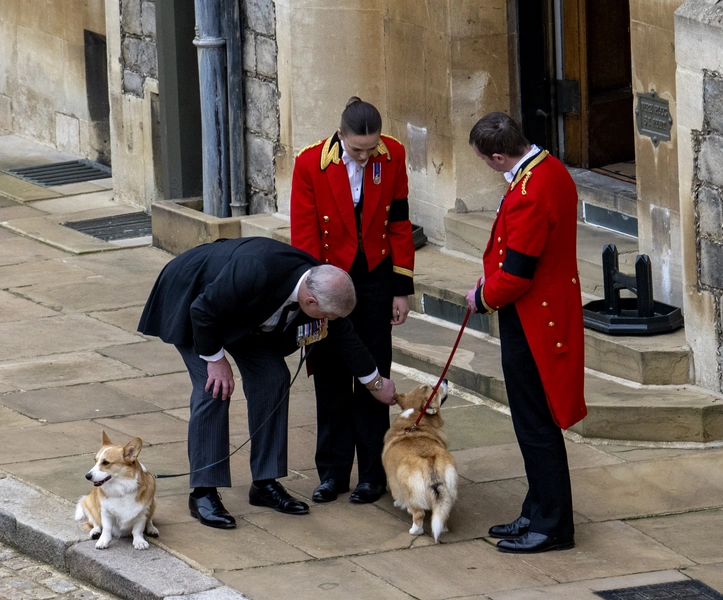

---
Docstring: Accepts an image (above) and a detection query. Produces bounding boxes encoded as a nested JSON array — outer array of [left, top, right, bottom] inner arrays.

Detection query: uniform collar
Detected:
[[504, 145, 541, 183]]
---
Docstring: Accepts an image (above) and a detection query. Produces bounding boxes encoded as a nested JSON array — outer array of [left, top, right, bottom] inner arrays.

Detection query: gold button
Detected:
[[384, 220, 388, 225], [572, 278, 577, 284], [556, 342, 562, 348], [325, 259, 329, 263], [382, 234, 387, 239], [323, 216, 329, 222], [324, 244, 330, 250], [386, 205, 390, 212], [499, 249, 503, 255], [381, 249, 386, 255], [497, 237, 501, 243], [324, 230, 329, 236], [548, 321, 555, 327], [542, 301, 548, 307], [498, 262, 503, 268]]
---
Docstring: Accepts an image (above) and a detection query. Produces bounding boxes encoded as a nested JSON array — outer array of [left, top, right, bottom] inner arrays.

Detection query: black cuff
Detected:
[[393, 272, 414, 296]]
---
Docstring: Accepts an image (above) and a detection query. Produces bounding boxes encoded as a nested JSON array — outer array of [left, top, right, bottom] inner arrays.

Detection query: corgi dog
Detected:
[[382, 380, 458, 543], [75, 431, 158, 550]]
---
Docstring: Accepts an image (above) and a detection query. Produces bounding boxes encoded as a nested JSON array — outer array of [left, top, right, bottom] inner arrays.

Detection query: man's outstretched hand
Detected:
[[205, 355, 235, 400]]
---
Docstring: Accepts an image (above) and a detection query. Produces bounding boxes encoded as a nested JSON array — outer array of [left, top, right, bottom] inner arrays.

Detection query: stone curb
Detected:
[[0, 476, 248, 600]]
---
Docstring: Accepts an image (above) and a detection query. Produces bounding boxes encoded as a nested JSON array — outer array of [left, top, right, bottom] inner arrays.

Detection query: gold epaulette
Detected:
[[296, 140, 324, 158], [509, 150, 549, 193], [320, 135, 341, 170], [381, 134, 402, 145]]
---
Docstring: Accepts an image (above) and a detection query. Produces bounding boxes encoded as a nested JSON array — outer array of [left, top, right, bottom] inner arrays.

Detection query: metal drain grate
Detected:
[[7, 159, 111, 187], [595, 580, 723, 599], [62, 212, 151, 242]]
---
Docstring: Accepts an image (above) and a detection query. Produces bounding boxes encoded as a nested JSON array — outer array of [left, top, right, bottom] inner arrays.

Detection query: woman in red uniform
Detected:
[[291, 97, 415, 504]]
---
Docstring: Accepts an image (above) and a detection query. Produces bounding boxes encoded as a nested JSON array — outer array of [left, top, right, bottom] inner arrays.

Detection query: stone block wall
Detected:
[[675, 0, 723, 393], [120, 0, 157, 97], [0, 0, 108, 162], [242, 0, 280, 214]]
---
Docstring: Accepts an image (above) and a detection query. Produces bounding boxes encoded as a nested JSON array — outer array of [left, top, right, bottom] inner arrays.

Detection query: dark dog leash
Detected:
[[408, 307, 471, 432], [155, 345, 314, 480]]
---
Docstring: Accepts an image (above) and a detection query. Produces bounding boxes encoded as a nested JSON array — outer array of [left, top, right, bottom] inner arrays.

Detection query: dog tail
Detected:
[[429, 464, 458, 543], [74, 497, 87, 522]]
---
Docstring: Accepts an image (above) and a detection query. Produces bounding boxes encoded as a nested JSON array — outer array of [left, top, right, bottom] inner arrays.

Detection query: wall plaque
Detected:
[[635, 90, 672, 146]]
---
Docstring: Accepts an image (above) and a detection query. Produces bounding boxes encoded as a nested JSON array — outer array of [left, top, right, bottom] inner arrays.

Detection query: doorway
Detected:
[[518, 0, 635, 170]]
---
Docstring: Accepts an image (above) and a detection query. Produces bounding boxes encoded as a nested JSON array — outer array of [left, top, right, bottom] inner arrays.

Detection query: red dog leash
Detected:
[[409, 307, 472, 431]]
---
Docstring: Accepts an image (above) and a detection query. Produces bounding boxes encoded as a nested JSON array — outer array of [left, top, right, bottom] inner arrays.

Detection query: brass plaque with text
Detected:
[[635, 90, 672, 146]]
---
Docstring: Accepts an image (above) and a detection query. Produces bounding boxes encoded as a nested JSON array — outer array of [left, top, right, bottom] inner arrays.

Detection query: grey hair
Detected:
[[305, 265, 356, 316]]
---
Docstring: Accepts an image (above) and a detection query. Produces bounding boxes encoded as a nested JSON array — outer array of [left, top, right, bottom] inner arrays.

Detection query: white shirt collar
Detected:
[[341, 140, 369, 168], [504, 145, 541, 183]]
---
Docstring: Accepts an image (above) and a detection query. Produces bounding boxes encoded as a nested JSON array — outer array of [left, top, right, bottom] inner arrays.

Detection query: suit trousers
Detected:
[[312, 257, 394, 486], [176, 328, 300, 488], [498, 303, 575, 537]]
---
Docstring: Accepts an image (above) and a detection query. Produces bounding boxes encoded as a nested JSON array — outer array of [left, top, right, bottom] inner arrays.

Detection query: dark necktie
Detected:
[[272, 301, 300, 333]]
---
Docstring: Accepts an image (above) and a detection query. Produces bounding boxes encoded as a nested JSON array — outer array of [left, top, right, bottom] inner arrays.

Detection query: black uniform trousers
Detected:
[[312, 255, 394, 487], [499, 303, 575, 538], [176, 322, 302, 489]]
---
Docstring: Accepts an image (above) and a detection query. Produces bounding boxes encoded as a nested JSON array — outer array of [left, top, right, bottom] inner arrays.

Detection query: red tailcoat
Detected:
[[478, 151, 587, 429], [290, 133, 415, 296]]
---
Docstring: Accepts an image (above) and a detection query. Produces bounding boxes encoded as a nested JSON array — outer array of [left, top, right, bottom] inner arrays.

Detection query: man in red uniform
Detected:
[[291, 98, 415, 505], [465, 112, 586, 553]]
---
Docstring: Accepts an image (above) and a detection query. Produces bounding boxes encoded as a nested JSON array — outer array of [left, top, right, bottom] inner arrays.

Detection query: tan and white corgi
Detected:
[[75, 431, 158, 550], [382, 381, 458, 543]]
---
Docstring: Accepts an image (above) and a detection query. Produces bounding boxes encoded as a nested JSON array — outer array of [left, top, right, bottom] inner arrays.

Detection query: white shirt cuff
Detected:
[[200, 349, 225, 362], [358, 369, 379, 385]]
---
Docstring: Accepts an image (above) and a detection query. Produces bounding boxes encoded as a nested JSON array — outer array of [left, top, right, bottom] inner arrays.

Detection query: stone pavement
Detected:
[[1, 132, 723, 599]]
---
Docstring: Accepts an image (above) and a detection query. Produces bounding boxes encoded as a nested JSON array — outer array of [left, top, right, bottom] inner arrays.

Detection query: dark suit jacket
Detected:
[[138, 237, 376, 378]]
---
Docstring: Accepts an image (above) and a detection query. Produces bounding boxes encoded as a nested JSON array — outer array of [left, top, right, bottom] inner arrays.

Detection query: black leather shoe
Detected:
[[349, 482, 386, 504], [312, 479, 350, 503], [188, 491, 236, 529], [496, 531, 575, 554], [249, 480, 309, 515], [488, 515, 531, 539]]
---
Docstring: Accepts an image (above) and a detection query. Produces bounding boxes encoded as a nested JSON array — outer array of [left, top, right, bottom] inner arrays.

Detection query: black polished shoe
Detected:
[[249, 480, 309, 515], [188, 491, 236, 529], [488, 515, 531, 539], [312, 479, 350, 503], [496, 531, 574, 554], [349, 482, 386, 504]]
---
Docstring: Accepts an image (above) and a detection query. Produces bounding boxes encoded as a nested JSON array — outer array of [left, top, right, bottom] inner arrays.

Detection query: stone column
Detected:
[[675, 0, 723, 392]]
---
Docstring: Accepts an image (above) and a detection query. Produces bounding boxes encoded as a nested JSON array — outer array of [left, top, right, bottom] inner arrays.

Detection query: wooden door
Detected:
[[562, 0, 634, 168]]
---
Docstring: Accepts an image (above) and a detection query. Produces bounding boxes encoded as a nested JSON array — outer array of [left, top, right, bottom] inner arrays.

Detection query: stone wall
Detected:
[[630, 0, 686, 308], [120, 0, 157, 97], [275, 0, 512, 242], [675, 0, 723, 393], [0, 0, 108, 161], [242, 0, 280, 214]]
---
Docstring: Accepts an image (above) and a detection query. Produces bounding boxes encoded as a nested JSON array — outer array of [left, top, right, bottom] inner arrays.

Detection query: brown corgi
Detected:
[[382, 381, 458, 543], [75, 431, 158, 550]]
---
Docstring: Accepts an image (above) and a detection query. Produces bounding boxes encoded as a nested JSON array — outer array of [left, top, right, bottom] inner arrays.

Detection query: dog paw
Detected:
[[95, 538, 110, 550], [89, 528, 101, 540], [133, 539, 150, 550], [145, 526, 159, 538], [409, 523, 424, 536]]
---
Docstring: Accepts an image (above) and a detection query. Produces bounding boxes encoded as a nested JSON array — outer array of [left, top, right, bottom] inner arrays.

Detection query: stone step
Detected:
[[570, 167, 638, 236], [413, 242, 692, 385], [392, 313, 722, 443]]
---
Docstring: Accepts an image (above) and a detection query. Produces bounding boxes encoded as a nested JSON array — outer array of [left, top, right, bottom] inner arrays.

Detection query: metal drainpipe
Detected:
[[193, 0, 231, 217], [225, 0, 248, 216]]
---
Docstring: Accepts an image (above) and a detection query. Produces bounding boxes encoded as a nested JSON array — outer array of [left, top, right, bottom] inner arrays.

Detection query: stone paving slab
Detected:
[[0, 477, 84, 569], [105, 373, 198, 410], [1, 217, 117, 253], [0, 351, 144, 390], [0, 404, 39, 429], [0, 234, 68, 266], [158, 518, 312, 571], [0, 199, 44, 220], [570, 450, 723, 521], [96, 412, 189, 445], [628, 508, 723, 565], [351, 538, 558, 599], [0, 258, 98, 288], [0, 172, 62, 202], [0, 313, 143, 361], [165, 588, 249, 600], [680, 564, 723, 594], [63, 246, 173, 279], [27, 190, 117, 214], [488, 570, 689, 599], [217, 557, 418, 600], [67, 539, 221, 600], [97, 339, 187, 376], [90, 305, 146, 334], [0, 289, 57, 322], [0, 382, 161, 422], [45, 182, 108, 196], [0, 420, 109, 464]]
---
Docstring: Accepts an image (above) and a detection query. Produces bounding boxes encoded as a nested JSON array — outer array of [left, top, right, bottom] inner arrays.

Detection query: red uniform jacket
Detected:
[[476, 151, 587, 429], [290, 133, 415, 296]]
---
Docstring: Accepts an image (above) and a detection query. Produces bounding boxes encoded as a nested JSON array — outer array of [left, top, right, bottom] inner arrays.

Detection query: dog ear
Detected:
[[101, 430, 111, 446], [123, 437, 143, 461]]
